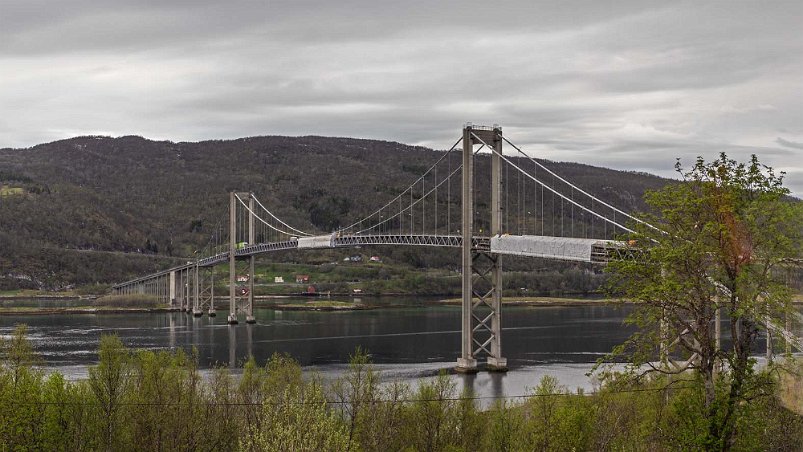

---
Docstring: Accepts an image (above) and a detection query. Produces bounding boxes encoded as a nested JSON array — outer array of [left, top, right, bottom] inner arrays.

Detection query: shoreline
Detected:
[[0, 307, 177, 316], [1, 294, 800, 315], [273, 304, 377, 311]]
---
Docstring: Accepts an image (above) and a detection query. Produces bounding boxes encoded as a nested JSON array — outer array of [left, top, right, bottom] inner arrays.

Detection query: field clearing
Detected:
[[0, 185, 24, 196]]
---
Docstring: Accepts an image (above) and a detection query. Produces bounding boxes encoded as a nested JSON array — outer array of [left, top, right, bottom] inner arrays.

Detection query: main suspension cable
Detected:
[[339, 137, 463, 234], [234, 194, 305, 238], [471, 132, 635, 234], [502, 136, 663, 234]]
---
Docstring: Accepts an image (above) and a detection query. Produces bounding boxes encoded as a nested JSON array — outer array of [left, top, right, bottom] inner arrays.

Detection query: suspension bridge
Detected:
[[112, 124, 801, 372]]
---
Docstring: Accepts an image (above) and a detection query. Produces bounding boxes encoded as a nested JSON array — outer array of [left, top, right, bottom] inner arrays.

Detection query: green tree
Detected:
[[88, 335, 131, 451], [3, 324, 39, 387], [238, 356, 267, 450], [485, 399, 525, 452], [523, 375, 563, 451], [242, 354, 352, 451], [206, 367, 240, 451], [405, 372, 462, 451], [606, 153, 802, 450], [127, 348, 205, 451], [62, 380, 101, 451], [331, 347, 379, 449], [0, 324, 45, 451]]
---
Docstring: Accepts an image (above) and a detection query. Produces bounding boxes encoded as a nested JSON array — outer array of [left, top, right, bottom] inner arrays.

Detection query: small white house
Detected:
[[274, 276, 284, 283]]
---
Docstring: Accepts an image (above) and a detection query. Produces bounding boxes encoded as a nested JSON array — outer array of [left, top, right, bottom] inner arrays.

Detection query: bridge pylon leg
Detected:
[[185, 268, 192, 313], [169, 271, 176, 308], [208, 269, 216, 317], [176, 271, 183, 311], [457, 125, 478, 373], [193, 264, 203, 317], [487, 124, 507, 371], [228, 191, 239, 325], [181, 270, 188, 311], [246, 195, 256, 324]]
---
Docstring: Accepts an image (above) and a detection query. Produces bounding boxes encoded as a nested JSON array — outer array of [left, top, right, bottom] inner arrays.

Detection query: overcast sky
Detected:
[[2, 1, 802, 194]]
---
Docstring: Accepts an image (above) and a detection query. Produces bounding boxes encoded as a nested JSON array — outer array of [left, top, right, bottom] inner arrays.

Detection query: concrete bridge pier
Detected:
[[184, 268, 192, 313], [169, 271, 176, 308], [208, 269, 216, 317], [192, 264, 203, 317], [176, 269, 183, 311], [245, 254, 256, 324]]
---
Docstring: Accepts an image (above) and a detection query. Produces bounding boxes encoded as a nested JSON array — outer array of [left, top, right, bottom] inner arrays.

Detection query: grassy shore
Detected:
[[0, 306, 175, 315], [0, 289, 84, 299], [0, 293, 170, 315], [274, 300, 373, 311]]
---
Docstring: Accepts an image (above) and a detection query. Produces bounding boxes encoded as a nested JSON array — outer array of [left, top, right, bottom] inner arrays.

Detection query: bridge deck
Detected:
[[113, 234, 622, 288]]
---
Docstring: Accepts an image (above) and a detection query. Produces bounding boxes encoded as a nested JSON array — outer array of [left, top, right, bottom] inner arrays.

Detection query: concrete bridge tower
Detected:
[[457, 124, 507, 373]]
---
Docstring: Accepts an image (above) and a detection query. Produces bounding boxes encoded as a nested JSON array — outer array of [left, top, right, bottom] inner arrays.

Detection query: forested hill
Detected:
[[0, 135, 669, 289]]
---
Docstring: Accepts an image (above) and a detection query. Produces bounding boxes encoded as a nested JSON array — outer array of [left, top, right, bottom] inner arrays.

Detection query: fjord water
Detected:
[[1, 299, 799, 399]]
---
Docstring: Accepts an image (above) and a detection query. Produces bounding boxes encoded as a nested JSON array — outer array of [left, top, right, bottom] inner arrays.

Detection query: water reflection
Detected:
[[1, 299, 800, 400], [229, 325, 236, 368], [1, 303, 642, 368]]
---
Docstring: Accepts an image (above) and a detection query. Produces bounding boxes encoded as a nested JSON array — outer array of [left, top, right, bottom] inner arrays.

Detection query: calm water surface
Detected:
[[1, 298, 799, 400]]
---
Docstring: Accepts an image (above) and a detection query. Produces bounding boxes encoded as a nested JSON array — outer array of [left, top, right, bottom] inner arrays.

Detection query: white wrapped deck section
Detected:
[[490, 235, 605, 262], [297, 234, 334, 249]]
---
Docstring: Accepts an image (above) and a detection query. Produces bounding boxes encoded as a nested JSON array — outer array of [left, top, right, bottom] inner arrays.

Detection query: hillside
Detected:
[[0, 135, 670, 290]]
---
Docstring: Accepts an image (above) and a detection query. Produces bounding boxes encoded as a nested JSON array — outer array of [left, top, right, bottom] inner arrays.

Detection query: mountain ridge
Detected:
[[0, 134, 669, 289]]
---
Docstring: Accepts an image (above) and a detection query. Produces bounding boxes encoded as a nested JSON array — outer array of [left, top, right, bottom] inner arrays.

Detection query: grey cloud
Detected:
[[1, 1, 802, 195], [777, 137, 803, 150], [0, 1, 667, 55]]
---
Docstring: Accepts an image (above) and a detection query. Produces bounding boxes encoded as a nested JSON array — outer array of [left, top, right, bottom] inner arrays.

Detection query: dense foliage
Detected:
[[0, 135, 669, 290], [606, 154, 803, 450], [0, 325, 800, 451]]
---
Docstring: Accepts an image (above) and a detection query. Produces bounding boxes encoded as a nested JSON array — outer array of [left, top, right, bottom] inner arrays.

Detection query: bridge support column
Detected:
[[457, 124, 478, 373], [176, 270, 184, 311], [174, 272, 180, 309], [246, 195, 256, 324], [169, 271, 176, 308], [487, 124, 506, 371], [228, 191, 239, 325], [208, 269, 216, 317], [457, 124, 507, 373], [180, 270, 187, 311], [193, 264, 203, 317], [185, 268, 192, 313]]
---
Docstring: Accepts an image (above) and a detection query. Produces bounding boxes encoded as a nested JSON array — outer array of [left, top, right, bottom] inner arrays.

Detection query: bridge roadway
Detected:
[[113, 233, 621, 290]]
